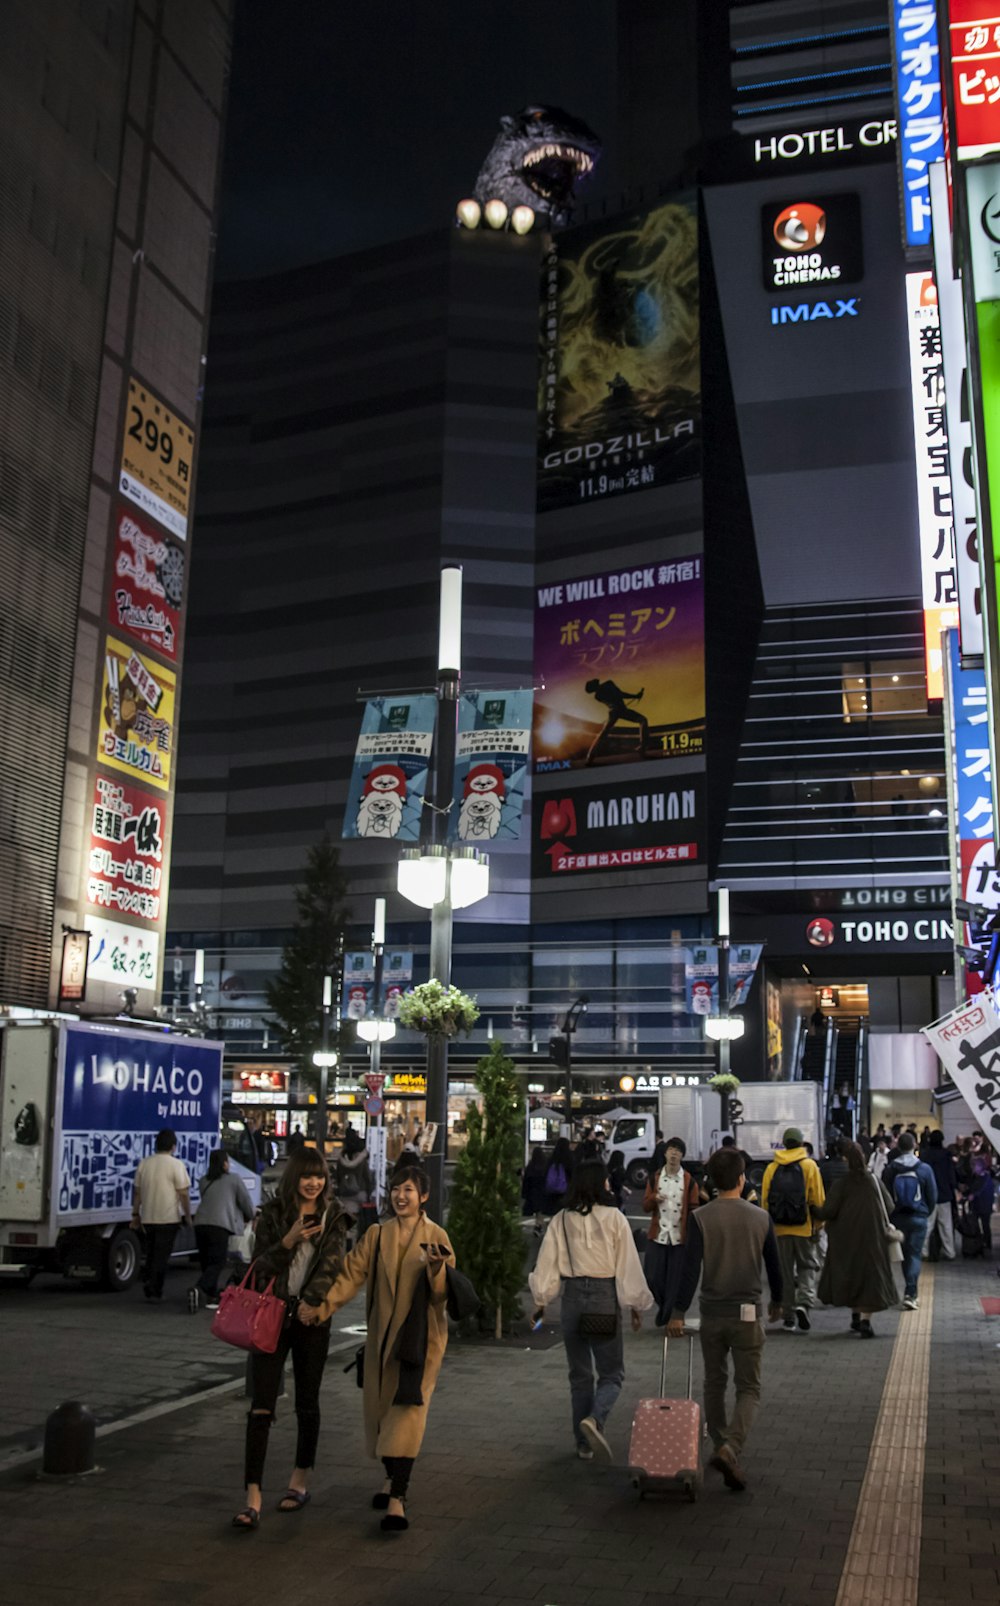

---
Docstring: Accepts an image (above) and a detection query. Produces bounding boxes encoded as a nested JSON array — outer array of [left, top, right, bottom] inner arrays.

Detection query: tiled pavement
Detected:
[[0, 1256, 998, 1605]]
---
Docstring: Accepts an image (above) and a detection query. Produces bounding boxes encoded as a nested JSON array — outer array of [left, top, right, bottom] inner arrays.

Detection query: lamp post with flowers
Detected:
[[396, 565, 489, 1220]]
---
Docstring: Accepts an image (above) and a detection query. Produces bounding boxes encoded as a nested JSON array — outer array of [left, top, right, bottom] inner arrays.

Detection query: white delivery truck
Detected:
[[0, 1019, 260, 1290], [608, 1081, 826, 1187]]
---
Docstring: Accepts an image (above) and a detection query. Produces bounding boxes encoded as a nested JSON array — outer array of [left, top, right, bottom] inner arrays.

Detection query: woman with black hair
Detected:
[[190, 1148, 255, 1312], [231, 1147, 347, 1531], [529, 1159, 652, 1463], [334, 1125, 375, 1240], [298, 1162, 454, 1533]]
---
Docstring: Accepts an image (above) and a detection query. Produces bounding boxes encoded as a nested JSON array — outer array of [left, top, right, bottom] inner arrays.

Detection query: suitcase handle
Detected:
[[660, 1331, 695, 1401]]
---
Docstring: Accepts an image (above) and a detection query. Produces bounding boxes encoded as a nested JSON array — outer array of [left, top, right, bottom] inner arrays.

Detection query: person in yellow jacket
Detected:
[[760, 1127, 825, 1333]]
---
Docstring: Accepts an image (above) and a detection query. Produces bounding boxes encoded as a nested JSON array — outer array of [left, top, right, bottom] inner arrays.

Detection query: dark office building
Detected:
[[0, 0, 231, 1014]]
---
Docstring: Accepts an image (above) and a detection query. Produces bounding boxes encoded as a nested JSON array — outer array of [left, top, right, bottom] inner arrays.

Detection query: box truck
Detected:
[[0, 1019, 260, 1290], [608, 1081, 826, 1187]]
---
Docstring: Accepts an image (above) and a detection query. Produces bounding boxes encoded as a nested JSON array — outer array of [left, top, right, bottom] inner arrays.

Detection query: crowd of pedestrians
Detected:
[[128, 1108, 996, 1528]]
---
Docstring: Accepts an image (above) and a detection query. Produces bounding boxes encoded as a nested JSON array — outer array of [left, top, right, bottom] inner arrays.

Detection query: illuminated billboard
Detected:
[[903, 271, 958, 698], [537, 197, 700, 512], [948, 2, 1000, 162], [890, 0, 945, 247], [532, 557, 705, 773]]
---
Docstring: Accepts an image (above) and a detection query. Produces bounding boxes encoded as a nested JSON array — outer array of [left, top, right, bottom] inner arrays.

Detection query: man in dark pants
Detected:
[[131, 1128, 193, 1300], [668, 1147, 783, 1491], [884, 1131, 937, 1309]]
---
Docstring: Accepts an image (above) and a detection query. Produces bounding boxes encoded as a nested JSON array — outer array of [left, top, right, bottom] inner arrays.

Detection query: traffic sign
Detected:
[[364, 1096, 384, 1118], [364, 1073, 386, 1095]]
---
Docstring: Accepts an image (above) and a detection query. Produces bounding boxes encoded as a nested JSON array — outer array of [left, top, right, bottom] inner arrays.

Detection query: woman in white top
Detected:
[[529, 1159, 653, 1463], [868, 1140, 889, 1182]]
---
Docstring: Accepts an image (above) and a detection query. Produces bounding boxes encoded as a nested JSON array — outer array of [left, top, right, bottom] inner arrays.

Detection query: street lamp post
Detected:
[[396, 566, 489, 1223], [550, 995, 588, 1135], [703, 888, 744, 1134], [356, 897, 395, 1208], [312, 974, 336, 1150]]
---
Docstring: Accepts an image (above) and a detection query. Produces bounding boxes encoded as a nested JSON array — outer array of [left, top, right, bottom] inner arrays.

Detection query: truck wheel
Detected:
[[103, 1227, 141, 1291], [626, 1160, 649, 1190]]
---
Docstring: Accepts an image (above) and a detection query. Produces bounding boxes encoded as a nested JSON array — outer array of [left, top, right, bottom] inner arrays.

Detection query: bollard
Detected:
[[42, 1401, 96, 1477]]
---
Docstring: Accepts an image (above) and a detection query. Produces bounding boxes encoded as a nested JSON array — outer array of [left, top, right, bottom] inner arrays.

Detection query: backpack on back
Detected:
[[545, 1162, 567, 1195], [767, 1160, 808, 1226], [891, 1168, 923, 1213]]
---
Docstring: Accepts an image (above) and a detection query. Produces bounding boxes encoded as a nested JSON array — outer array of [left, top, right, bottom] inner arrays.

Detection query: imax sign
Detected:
[[769, 298, 860, 326]]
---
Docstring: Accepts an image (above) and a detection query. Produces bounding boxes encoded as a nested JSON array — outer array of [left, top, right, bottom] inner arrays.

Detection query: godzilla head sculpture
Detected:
[[472, 105, 602, 230]]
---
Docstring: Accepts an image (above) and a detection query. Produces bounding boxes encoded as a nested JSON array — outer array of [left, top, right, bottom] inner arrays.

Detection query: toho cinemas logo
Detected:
[[806, 915, 952, 950]]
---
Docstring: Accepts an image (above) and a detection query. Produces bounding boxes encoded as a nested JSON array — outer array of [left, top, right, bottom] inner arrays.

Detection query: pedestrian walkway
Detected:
[[1, 1258, 998, 1606]]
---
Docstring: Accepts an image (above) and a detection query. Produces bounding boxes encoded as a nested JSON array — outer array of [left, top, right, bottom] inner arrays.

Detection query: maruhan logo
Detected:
[[769, 298, 859, 325]]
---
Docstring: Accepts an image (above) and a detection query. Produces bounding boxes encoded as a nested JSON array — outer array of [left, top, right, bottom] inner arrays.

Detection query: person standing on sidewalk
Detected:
[[232, 1148, 347, 1530], [922, 1131, 958, 1262], [667, 1146, 783, 1492], [642, 1137, 701, 1325], [760, 1126, 825, 1333], [131, 1129, 193, 1301], [529, 1159, 652, 1464], [883, 1131, 937, 1309], [189, 1150, 255, 1312]]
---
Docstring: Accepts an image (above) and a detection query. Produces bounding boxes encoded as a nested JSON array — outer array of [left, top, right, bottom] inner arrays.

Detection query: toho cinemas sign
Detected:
[[532, 775, 705, 878]]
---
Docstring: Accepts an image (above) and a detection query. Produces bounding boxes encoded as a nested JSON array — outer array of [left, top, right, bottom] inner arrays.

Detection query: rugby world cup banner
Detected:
[[342, 696, 436, 842], [533, 558, 705, 772], [923, 990, 1000, 1140], [450, 690, 532, 844], [538, 196, 701, 512]]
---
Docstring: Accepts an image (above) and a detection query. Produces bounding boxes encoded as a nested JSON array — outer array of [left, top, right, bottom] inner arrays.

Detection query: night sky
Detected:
[[216, 0, 620, 280]]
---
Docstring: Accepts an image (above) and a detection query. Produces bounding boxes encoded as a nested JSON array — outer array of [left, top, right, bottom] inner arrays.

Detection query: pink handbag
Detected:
[[210, 1261, 286, 1353]]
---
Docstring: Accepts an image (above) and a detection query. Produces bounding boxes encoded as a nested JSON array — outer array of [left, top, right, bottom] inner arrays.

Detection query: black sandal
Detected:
[[381, 1505, 409, 1532], [232, 1507, 260, 1530], [277, 1489, 311, 1512]]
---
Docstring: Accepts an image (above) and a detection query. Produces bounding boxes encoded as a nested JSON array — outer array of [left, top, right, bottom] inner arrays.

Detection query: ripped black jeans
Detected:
[[245, 1316, 331, 1488]]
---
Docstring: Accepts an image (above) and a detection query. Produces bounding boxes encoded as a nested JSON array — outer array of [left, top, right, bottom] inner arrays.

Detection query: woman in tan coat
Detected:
[[298, 1163, 453, 1532]]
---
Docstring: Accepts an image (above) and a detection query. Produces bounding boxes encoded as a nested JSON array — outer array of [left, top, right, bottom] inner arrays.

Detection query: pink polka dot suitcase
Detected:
[[628, 1334, 702, 1501]]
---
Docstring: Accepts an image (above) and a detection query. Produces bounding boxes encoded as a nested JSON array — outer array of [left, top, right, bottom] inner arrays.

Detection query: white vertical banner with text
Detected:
[[923, 990, 1000, 1140], [904, 269, 959, 698]]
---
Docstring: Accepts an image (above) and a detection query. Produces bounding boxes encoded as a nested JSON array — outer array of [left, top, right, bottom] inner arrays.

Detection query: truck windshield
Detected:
[[613, 1119, 648, 1143]]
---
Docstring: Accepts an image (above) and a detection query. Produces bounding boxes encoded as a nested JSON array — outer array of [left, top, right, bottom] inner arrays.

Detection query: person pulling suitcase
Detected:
[[667, 1145, 783, 1491]]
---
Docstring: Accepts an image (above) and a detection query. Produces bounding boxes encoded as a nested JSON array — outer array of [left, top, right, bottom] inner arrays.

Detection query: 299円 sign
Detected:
[[119, 377, 194, 541]]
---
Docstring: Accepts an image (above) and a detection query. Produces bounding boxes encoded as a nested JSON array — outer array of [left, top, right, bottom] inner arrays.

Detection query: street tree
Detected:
[[265, 834, 348, 1078], [447, 1038, 525, 1338]]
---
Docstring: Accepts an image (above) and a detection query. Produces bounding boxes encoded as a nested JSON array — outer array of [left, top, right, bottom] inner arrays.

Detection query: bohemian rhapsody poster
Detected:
[[538, 196, 701, 513], [532, 557, 705, 773]]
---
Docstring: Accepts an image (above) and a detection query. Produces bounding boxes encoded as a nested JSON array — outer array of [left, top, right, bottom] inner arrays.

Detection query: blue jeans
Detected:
[[896, 1214, 928, 1299], [560, 1276, 624, 1446]]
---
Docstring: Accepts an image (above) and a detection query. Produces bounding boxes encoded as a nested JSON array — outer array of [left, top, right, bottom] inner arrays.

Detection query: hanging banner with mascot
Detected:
[[450, 690, 532, 844], [342, 696, 436, 842]]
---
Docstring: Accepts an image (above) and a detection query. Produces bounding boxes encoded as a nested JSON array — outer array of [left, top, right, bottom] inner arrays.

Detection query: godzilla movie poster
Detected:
[[537, 196, 701, 513]]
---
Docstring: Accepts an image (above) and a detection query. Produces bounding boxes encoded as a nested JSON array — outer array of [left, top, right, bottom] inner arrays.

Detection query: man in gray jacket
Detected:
[[668, 1146, 783, 1491]]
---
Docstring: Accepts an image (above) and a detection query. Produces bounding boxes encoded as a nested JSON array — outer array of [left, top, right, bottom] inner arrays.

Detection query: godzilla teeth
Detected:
[[522, 143, 594, 175]]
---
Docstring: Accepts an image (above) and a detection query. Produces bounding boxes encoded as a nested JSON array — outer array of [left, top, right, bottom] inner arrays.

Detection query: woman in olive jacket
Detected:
[[299, 1163, 454, 1532], [232, 1148, 347, 1530], [811, 1140, 898, 1337]]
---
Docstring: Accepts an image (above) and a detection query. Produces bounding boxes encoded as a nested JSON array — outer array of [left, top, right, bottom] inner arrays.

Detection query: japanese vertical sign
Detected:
[[890, 0, 946, 249], [947, 2, 1000, 162], [965, 160, 1000, 827], [537, 197, 701, 512], [450, 690, 532, 844], [342, 696, 436, 842], [107, 503, 184, 662], [904, 271, 958, 698], [97, 637, 176, 791], [532, 559, 705, 772], [923, 990, 1000, 1138], [931, 161, 984, 658], [119, 378, 194, 541], [87, 776, 166, 926], [948, 630, 997, 990]]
